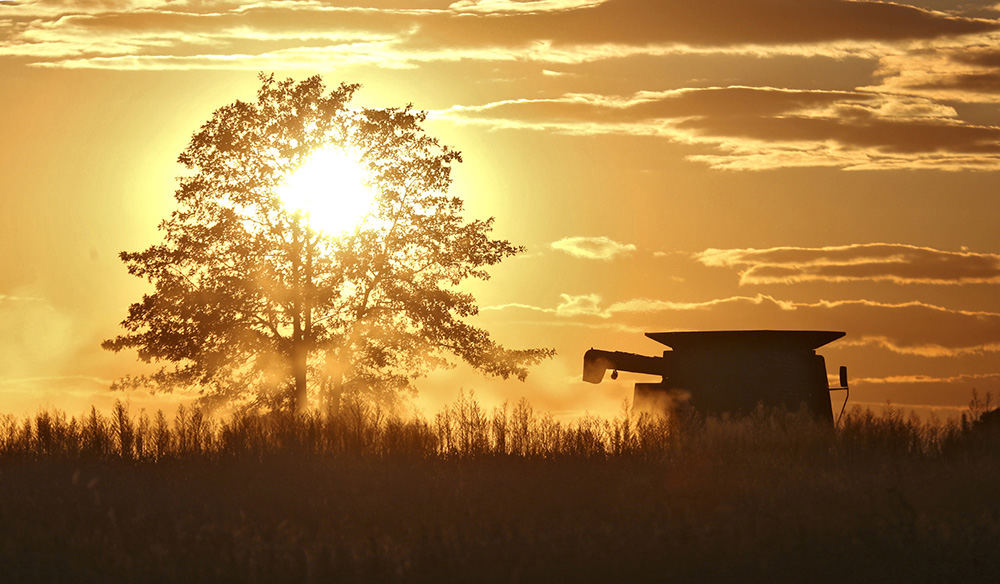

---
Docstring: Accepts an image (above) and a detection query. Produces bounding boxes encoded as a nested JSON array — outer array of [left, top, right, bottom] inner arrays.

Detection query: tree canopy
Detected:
[[103, 74, 553, 413]]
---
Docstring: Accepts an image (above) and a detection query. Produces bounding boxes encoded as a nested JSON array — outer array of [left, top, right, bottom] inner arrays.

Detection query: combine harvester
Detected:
[[583, 330, 850, 424]]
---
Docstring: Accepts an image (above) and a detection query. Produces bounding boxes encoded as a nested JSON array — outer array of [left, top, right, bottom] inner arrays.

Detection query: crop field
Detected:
[[1, 394, 999, 583]]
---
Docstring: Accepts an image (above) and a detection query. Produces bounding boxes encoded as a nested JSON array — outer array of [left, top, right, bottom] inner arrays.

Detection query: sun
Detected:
[[277, 146, 377, 234]]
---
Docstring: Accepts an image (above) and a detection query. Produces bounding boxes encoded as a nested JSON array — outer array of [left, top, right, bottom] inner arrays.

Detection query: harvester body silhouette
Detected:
[[584, 330, 848, 423]]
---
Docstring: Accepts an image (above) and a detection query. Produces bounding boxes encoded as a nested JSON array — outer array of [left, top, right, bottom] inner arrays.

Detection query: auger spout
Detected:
[[582, 349, 670, 384]]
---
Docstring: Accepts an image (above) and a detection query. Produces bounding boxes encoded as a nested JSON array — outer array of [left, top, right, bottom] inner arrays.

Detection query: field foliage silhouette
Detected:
[[2, 394, 999, 582]]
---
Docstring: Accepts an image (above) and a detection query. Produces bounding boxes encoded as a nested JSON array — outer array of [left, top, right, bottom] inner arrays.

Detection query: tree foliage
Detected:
[[104, 74, 553, 412]]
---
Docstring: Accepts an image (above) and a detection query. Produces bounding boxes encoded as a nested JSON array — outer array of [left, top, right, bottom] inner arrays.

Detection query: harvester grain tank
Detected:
[[583, 330, 849, 423]]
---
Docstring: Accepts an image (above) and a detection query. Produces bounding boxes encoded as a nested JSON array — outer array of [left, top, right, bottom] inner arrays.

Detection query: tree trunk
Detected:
[[297, 231, 315, 414], [292, 336, 308, 415], [290, 220, 308, 415]]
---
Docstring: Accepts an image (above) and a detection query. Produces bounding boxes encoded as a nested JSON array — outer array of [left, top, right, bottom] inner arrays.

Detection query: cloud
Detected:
[[0, 294, 76, 379], [550, 236, 636, 260], [437, 87, 1000, 170], [0, 0, 176, 18], [484, 292, 1000, 356], [694, 243, 1000, 285], [4, 0, 998, 69], [480, 301, 554, 313], [4, 1, 1000, 174], [482, 292, 612, 318], [0, 374, 195, 417], [838, 336, 1000, 358], [0, 374, 112, 389], [443, 87, 865, 122], [0, 7, 410, 61], [449, 0, 606, 13], [31, 44, 421, 71], [851, 372, 1000, 385], [860, 36, 1000, 104], [555, 293, 607, 317], [843, 401, 983, 421], [0, 293, 145, 411], [845, 372, 1000, 412], [410, 0, 998, 50]]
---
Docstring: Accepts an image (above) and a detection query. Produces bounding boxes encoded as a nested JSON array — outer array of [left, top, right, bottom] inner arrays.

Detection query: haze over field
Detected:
[[3, 0, 1000, 416]]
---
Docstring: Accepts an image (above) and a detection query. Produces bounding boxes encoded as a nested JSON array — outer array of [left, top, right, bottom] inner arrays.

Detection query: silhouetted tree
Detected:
[[104, 74, 552, 413]]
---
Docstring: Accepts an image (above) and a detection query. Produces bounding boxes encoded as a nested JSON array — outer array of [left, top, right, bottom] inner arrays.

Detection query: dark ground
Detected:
[[2, 404, 999, 582]]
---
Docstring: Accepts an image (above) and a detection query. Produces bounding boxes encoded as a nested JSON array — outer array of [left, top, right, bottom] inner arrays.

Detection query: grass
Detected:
[[1, 391, 998, 582]]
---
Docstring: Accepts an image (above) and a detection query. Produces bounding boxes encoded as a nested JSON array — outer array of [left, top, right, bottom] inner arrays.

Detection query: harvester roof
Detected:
[[644, 330, 845, 351]]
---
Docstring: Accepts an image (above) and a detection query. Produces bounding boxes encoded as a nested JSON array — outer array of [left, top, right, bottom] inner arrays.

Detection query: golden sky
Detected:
[[3, 0, 1000, 417]]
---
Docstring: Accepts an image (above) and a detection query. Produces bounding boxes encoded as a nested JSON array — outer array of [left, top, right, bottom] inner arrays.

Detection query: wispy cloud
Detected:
[[0, 374, 112, 387], [695, 243, 1000, 285], [851, 372, 1000, 385], [555, 293, 607, 317], [436, 87, 1000, 170], [449, 0, 606, 13], [483, 292, 1000, 356], [550, 236, 636, 260], [407, 0, 999, 51], [6, 1, 999, 172], [485, 293, 610, 317], [0, 294, 47, 303], [838, 336, 1000, 357], [33, 43, 420, 71], [4, 0, 997, 69], [860, 34, 1000, 104]]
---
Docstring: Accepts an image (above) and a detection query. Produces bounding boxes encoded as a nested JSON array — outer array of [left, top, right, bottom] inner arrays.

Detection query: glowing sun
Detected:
[[277, 146, 377, 234]]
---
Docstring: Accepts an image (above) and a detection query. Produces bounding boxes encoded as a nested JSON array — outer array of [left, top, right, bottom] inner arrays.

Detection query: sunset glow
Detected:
[[4, 0, 1000, 419], [277, 147, 376, 234]]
